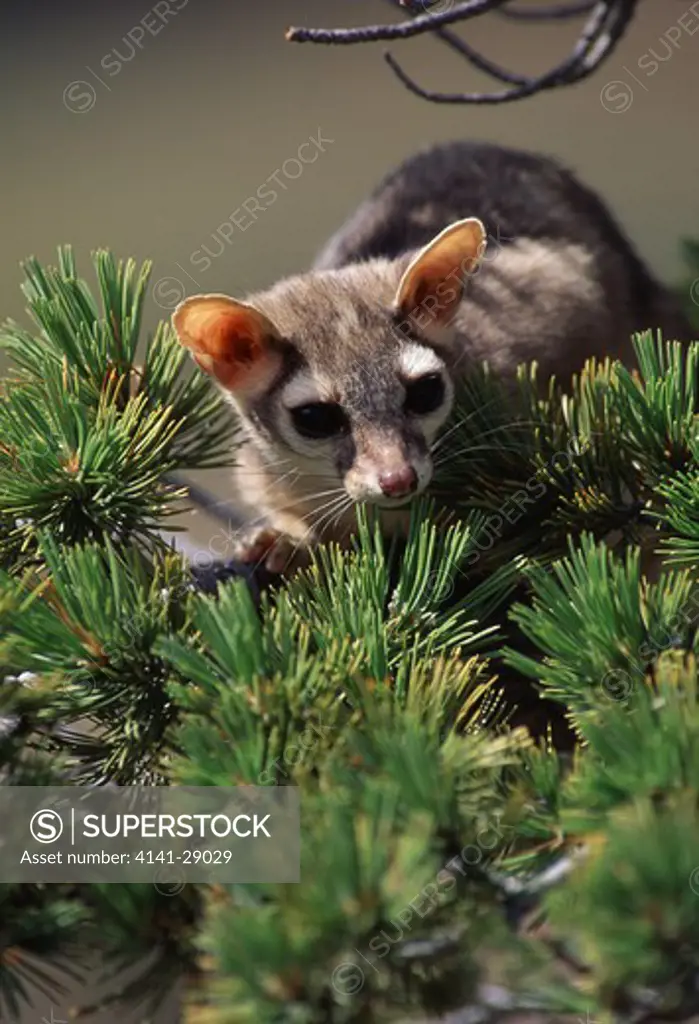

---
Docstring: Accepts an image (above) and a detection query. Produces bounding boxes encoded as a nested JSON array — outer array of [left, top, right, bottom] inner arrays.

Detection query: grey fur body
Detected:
[[174, 141, 691, 568], [314, 140, 689, 378]]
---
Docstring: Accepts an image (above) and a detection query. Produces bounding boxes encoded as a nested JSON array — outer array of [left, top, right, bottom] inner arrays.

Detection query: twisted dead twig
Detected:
[[286, 0, 640, 105], [285, 0, 510, 45]]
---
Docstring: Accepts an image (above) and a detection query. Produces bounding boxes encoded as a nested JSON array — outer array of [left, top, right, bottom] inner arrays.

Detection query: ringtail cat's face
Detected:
[[172, 218, 485, 508]]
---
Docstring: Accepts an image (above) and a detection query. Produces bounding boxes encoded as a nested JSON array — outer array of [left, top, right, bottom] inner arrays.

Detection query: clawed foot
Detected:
[[233, 525, 312, 575]]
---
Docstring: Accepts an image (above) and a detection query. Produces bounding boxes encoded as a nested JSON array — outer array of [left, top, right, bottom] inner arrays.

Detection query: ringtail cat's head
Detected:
[[172, 218, 485, 507]]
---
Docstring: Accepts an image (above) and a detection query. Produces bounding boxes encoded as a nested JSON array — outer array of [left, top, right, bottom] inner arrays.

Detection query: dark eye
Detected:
[[403, 373, 446, 416], [289, 402, 349, 440]]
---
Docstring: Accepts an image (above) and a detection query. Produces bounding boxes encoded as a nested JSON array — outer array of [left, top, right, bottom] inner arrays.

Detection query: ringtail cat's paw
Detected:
[[233, 525, 312, 575]]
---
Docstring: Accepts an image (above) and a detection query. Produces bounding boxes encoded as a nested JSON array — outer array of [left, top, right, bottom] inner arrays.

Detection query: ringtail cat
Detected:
[[172, 140, 690, 572]]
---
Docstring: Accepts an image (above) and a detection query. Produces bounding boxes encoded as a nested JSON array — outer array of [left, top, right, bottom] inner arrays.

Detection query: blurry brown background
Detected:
[[1, 0, 698, 1019]]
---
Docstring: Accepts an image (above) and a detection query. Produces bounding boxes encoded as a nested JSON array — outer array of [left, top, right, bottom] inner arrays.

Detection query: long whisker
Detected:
[[431, 395, 505, 451], [432, 418, 548, 463], [432, 389, 522, 448], [430, 418, 465, 454], [235, 452, 295, 472], [302, 498, 353, 554], [231, 470, 303, 518], [323, 496, 356, 541], [307, 492, 353, 526], [433, 441, 535, 468], [267, 493, 352, 575], [275, 487, 348, 512], [233, 486, 347, 540], [439, 416, 546, 448], [311, 492, 352, 530], [257, 467, 301, 492]]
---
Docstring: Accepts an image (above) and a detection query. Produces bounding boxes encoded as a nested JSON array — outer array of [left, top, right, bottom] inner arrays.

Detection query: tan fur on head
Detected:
[[167, 223, 488, 548]]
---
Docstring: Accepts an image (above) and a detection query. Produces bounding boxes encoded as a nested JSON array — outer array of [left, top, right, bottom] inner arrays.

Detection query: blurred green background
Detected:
[[1, 4, 698, 1011]]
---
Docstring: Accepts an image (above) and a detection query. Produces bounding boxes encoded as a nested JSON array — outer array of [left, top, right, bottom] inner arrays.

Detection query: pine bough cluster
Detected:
[[0, 246, 699, 1023]]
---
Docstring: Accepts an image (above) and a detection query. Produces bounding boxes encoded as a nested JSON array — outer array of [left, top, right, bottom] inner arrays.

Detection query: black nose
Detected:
[[378, 466, 418, 498]]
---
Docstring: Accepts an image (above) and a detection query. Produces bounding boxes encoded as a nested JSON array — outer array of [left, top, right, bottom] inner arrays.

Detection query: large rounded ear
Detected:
[[394, 218, 486, 328], [172, 294, 283, 397]]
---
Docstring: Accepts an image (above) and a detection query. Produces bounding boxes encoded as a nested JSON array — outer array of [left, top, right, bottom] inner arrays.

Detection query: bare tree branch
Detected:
[[384, 0, 531, 88], [285, 0, 508, 45], [389, 1, 529, 86], [286, 0, 640, 106]]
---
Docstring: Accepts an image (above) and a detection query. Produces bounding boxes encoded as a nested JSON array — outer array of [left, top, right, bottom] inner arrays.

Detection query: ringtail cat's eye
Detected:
[[403, 373, 446, 416], [289, 402, 350, 440]]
